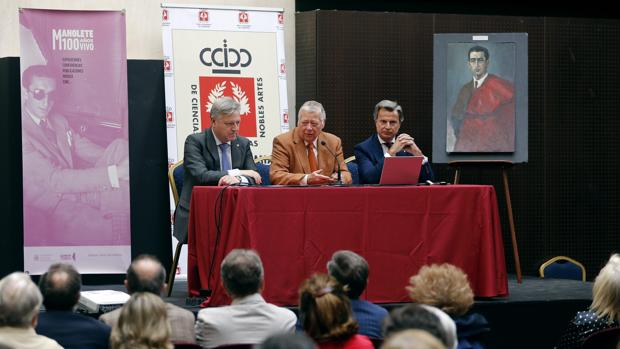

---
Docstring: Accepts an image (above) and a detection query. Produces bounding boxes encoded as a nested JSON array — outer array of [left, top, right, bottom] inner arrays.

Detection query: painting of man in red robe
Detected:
[[450, 45, 515, 153]]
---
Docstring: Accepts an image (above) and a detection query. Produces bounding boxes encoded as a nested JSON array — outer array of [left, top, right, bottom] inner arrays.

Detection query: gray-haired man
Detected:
[[173, 96, 261, 244]]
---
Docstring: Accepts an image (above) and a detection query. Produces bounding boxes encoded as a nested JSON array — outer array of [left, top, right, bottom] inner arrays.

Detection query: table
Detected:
[[187, 185, 508, 306]]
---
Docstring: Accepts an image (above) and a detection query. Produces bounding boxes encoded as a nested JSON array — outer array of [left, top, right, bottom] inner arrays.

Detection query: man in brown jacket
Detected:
[[270, 100, 351, 185]]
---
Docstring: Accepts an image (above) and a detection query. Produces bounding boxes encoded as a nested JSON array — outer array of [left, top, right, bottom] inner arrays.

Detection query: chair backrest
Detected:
[[539, 256, 586, 281], [173, 342, 202, 349], [582, 326, 620, 349], [254, 155, 271, 185], [213, 345, 254, 349], [168, 160, 184, 207], [345, 156, 359, 185]]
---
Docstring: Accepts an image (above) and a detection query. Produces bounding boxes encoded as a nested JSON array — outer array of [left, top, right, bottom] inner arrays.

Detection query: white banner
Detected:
[[162, 4, 288, 278]]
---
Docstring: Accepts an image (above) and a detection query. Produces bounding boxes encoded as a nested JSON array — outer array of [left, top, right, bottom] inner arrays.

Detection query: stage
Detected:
[[82, 275, 591, 349]]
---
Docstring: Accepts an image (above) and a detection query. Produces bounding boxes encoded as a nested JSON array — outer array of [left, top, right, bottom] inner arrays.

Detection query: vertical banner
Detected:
[[20, 9, 131, 274], [162, 4, 288, 278]]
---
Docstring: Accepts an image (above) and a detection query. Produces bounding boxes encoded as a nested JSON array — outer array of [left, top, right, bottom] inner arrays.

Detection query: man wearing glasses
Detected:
[[173, 96, 261, 245], [21, 64, 129, 245], [450, 45, 515, 152]]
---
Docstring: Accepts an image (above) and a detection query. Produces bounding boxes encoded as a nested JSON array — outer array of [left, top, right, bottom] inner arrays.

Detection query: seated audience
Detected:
[[556, 253, 620, 349], [258, 332, 317, 349], [382, 329, 447, 349], [195, 249, 296, 348], [407, 264, 489, 349], [0, 272, 62, 349], [327, 250, 388, 339], [383, 303, 457, 349], [299, 273, 374, 349], [100, 255, 195, 343], [110, 292, 173, 349], [270, 100, 352, 185], [36, 263, 111, 349]]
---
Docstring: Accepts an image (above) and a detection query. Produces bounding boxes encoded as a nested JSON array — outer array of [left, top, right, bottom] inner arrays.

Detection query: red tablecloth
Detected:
[[187, 185, 508, 306]]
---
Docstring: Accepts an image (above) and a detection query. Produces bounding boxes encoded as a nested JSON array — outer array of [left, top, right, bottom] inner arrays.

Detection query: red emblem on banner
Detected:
[[166, 111, 173, 122], [239, 11, 249, 23], [199, 77, 257, 137], [164, 60, 171, 71], [278, 13, 284, 24], [199, 10, 209, 22], [283, 113, 289, 123], [162, 9, 169, 21], [280, 63, 286, 74]]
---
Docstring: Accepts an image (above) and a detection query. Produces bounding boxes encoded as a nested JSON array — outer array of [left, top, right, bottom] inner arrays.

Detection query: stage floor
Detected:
[[82, 275, 592, 349]]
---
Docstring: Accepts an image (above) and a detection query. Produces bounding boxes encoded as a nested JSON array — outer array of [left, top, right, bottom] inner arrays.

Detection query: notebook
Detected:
[[379, 156, 424, 185]]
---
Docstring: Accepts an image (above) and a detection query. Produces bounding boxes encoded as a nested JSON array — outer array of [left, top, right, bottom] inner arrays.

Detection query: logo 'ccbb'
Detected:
[[199, 39, 252, 74]]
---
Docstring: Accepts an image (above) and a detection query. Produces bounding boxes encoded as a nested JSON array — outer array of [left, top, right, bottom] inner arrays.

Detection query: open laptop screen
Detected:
[[379, 156, 424, 185]]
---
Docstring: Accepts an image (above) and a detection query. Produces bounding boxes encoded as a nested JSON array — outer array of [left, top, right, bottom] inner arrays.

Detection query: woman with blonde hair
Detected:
[[556, 253, 620, 349], [110, 292, 173, 349], [299, 273, 373, 349], [407, 263, 488, 349]]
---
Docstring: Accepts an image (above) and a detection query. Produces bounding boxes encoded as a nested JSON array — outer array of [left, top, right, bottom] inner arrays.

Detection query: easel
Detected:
[[450, 160, 522, 283]]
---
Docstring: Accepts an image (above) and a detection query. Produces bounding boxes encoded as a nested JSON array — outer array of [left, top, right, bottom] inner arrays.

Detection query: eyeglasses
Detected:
[[29, 88, 56, 101]]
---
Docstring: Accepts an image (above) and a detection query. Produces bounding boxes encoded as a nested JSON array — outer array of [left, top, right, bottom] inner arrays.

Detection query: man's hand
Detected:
[[390, 133, 423, 157], [218, 175, 240, 186], [239, 170, 262, 185], [307, 169, 335, 185]]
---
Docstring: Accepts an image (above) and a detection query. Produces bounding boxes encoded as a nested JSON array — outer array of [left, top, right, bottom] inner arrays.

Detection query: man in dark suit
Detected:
[[354, 100, 433, 184], [173, 96, 261, 244], [36, 263, 111, 349]]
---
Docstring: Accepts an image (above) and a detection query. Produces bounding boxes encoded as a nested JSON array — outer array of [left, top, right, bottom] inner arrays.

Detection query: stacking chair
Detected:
[[582, 326, 620, 349], [539, 256, 586, 281], [344, 156, 359, 185], [254, 155, 271, 185], [167, 160, 184, 296]]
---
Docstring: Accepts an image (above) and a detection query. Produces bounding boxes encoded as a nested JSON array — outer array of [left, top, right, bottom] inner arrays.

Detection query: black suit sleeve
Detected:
[[184, 134, 226, 185]]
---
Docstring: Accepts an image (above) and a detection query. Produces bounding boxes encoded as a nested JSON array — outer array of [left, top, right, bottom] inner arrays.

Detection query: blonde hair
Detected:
[[382, 329, 447, 349], [590, 253, 620, 323], [110, 292, 173, 349], [299, 273, 358, 343], [406, 264, 474, 316]]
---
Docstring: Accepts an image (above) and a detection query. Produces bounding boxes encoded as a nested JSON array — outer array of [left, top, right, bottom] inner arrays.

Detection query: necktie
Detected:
[[307, 143, 318, 172], [474, 81, 478, 89], [384, 142, 393, 150], [219, 143, 231, 171], [39, 119, 56, 143]]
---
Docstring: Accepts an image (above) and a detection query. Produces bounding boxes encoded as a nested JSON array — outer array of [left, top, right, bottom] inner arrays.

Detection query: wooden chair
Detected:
[[539, 255, 586, 281], [167, 160, 184, 296], [344, 156, 359, 184], [582, 326, 620, 349], [254, 155, 271, 185]]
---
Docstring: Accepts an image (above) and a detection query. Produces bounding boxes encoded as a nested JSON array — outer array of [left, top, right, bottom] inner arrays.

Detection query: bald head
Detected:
[[125, 255, 166, 295], [39, 263, 81, 311], [0, 272, 42, 327]]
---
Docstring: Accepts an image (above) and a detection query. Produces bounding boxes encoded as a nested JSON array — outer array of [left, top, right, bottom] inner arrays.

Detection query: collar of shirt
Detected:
[[473, 73, 489, 88], [211, 129, 230, 146], [304, 139, 319, 156], [25, 109, 44, 126]]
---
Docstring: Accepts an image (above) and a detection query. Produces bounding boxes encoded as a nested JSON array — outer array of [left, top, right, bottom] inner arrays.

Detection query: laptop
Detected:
[[379, 156, 424, 185]]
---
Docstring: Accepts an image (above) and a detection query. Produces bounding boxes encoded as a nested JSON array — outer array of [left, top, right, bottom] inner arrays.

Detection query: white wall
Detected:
[[0, 0, 296, 111]]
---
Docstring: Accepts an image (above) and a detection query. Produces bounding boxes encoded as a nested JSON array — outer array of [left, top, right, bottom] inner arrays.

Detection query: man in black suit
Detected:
[[36, 263, 111, 349], [173, 96, 261, 244]]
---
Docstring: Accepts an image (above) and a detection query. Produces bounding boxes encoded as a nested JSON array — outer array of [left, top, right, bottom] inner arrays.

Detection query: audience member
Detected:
[[36, 263, 111, 349], [110, 292, 173, 349], [383, 303, 457, 349], [407, 264, 489, 349], [195, 249, 296, 348], [258, 332, 317, 349], [299, 273, 373, 349], [270, 100, 352, 185], [382, 329, 447, 349], [556, 253, 620, 349], [327, 250, 388, 339], [0, 272, 63, 349], [100, 255, 195, 343]]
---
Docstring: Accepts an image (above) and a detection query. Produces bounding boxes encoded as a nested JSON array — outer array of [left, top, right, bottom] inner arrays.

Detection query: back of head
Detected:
[[39, 263, 82, 311], [382, 304, 450, 348], [327, 250, 369, 299], [299, 273, 358, 343], [406, 264, 474, 316], [382, 329, 447, 349], [0, 272, 42, 328], [221, 249, 264, 298], [126, 255, 166, 295], [110, 292, 172, 349], [591, 253, 620, 322], [258, 332, 317, 349]]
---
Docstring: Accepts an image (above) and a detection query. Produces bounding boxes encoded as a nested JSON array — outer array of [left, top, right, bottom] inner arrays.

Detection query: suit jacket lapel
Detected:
[[230, 138, 243, 169], [49, 116, 74, 168], [205, 128, 221, 171], [317, 135, 334, 174], [293, 128, 310, 173], [23, 115, 71, 168], [371, 134, 385, 168]]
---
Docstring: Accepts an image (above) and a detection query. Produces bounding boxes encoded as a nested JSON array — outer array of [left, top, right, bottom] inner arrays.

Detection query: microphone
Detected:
[[320, 140, 343, 185]]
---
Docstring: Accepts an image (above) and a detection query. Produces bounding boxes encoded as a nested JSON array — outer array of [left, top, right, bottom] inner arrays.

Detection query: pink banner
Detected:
[[20, 9, 130, 274]]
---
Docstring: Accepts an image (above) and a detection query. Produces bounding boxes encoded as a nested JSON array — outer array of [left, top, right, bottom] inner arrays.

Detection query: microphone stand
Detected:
[[320, 140, 345, 185]]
